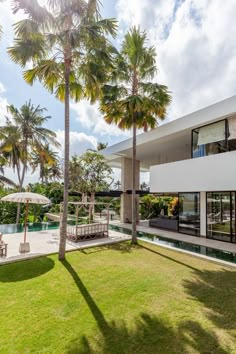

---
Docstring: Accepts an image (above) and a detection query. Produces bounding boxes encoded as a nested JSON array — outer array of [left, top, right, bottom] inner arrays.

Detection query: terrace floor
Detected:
[[0, 229, 131, 264]]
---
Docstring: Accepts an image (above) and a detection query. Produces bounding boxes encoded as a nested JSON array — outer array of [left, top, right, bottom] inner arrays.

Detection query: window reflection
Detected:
[[178, 193, 200, 236], [192, 117, 236, 158], [192, 120, 226, 158], [207, 192, 236, 243]]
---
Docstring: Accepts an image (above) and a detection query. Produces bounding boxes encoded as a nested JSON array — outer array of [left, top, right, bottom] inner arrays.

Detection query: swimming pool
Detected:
[[110, 225, 236, 265], [0, 221, 61, 234], [1, 222, 235, 264]]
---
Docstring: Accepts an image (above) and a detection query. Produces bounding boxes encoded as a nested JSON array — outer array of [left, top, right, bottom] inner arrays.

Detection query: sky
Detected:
[[0, 0, 236, 185]]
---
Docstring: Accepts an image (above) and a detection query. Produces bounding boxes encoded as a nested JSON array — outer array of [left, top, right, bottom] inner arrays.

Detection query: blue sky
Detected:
[[0, 0, 236, 184]]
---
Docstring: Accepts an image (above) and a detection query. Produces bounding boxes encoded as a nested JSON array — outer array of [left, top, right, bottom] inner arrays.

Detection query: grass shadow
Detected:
[[183, 268, 236, 332], [0, 257, 55, 282], [62, 259, 228, 354], [80, 242, 133, 255], [138, 243, 200, 271]]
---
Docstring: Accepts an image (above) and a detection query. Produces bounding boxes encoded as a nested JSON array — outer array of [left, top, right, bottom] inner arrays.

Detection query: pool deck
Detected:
[[0, 229, 131, 265], [1, 221, 236, 266], [111, 221, 236, 254]]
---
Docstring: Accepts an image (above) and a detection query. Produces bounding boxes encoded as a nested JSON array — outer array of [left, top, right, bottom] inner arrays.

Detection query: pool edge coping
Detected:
[[137, 237, 236, 268]]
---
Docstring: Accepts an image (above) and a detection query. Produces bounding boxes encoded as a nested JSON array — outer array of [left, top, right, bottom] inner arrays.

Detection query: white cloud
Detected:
[[0, 82, 6, 94], [0, 82, 9, 125], [116, 0, 236, 120], [56, 130, 97, 158], [71, 100, 132, 138]]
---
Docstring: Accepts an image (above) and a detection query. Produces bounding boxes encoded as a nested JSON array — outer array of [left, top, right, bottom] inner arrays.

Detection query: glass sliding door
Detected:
[[178, 193, 200, 236], [207, 192, 236, 243]]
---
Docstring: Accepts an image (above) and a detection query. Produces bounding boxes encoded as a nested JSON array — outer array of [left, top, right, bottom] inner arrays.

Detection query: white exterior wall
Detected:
[[150, 151, 236, 193]]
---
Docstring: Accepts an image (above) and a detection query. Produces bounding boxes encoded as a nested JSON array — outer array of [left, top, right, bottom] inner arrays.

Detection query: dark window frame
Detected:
[[178, 192, 200, 237], [206, 191, 236, 244], [191, 118, 229, 159]]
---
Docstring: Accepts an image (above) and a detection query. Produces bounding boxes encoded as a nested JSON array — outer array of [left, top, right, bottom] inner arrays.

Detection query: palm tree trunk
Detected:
[[16, 160, 27, 224], [59, 60, 70, 261], [131, 114, 137, 244]]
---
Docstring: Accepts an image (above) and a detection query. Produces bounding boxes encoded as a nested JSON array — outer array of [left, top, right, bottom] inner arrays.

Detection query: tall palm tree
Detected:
[[0, 101, 59, 223], [9, 0, 117, 260], [100, 27, 171, 244], [31, 143, 62, 184]]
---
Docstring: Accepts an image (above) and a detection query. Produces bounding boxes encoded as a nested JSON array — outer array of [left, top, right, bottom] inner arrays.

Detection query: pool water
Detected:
[[1, 222, 235, 264], [0, 222, 61, 234], [110, 225, 236, 265]]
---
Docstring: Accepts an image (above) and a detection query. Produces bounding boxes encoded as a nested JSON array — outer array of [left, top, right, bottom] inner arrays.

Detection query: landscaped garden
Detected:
[[0, 241, 235, 353]]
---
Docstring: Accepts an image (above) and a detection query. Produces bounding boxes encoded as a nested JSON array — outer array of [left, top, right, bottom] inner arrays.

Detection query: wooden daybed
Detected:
[[60, 201, 110, 243], [67, 222, 108, 242]]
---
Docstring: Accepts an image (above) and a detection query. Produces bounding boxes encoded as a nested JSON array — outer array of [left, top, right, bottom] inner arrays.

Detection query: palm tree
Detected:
[[47, 161, 62, 182], [0, 101, 59, 223], [0, 156, 18, 187], [9, 0, 117, 260], [100, 27, 171, 244], [31, 143, 62, 184]]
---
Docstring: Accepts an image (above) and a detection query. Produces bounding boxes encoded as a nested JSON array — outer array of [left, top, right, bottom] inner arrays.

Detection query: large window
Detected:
[[178, 193, 200, 236], [192, 117, 236, 158], [207, 192, 236, 243]]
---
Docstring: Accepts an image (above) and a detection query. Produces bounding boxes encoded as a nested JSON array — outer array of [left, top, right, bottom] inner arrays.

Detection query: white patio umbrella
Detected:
[[1, 192, 51, 251]]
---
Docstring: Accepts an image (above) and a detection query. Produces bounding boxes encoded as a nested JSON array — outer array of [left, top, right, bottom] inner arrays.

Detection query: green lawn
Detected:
[[0, 242, 235, 354]]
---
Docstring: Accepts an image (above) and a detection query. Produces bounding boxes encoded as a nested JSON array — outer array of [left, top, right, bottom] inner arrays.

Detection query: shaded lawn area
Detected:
[[0, 242, 235, 353]]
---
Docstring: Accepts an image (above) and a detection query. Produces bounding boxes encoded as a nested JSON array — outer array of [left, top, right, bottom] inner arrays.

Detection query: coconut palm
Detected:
[[9, 0, 117, 260], [100, 27, 171, 244], [0, 155, 17, 187], [31, 143, 62, 184], [0, 101, 59, 223]]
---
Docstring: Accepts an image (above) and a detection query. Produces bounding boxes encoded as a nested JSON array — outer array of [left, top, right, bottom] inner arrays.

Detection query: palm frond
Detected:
[[0, 175, 18, 187], [8, 36, 48, 67], [12, 0, 51, 24]]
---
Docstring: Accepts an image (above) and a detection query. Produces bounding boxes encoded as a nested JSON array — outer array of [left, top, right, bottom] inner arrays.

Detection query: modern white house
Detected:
[[102, 95, 236, 244]]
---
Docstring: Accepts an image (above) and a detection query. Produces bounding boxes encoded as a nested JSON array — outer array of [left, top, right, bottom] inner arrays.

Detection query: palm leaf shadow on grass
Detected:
[[138, 243, 199, 271], [183, 268, 236, 332], [62, 259, 228, 354], [140, 243, 236, 333], [80, 242, 133, 255], [0, 257, 55, 282]]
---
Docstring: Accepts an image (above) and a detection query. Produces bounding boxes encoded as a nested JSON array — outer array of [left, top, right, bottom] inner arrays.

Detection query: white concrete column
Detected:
[[200, 191, 207, 237], [120, 158, 140, 223]]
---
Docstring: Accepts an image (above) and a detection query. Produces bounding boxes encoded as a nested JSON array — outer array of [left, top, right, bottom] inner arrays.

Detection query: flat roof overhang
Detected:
[[101, 95, 236, 169]]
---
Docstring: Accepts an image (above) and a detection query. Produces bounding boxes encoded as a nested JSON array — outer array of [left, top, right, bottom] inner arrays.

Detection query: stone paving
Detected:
[[1, 221, 236, 267], [0, 229, 131, 264]]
